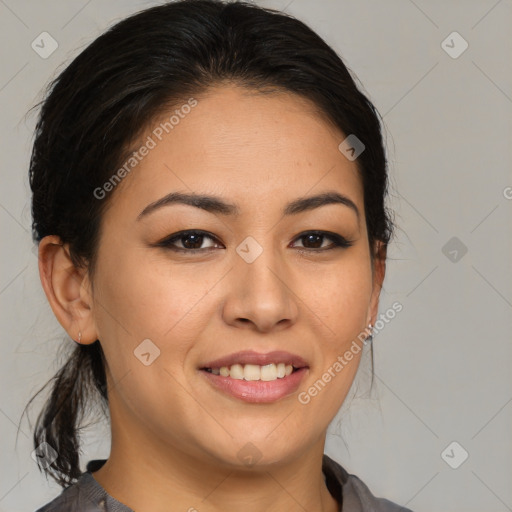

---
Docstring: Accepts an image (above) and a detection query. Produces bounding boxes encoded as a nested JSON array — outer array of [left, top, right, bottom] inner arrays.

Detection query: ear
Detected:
[[38, 235, 98, 345], [367, 240, 387, 327]]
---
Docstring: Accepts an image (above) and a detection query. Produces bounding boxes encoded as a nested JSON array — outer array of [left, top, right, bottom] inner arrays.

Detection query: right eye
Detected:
[[156, 230, 224, 252]]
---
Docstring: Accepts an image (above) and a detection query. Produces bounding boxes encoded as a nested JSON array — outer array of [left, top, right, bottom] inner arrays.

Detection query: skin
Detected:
[[39, 85, 386, 512]]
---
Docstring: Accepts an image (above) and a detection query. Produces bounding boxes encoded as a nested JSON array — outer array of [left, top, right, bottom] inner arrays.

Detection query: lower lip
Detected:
[[200, 368, 308, 403]]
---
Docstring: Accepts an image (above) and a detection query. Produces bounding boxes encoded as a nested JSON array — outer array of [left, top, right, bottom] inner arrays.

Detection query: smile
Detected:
[[202, 362, 298, 381], [200, 366, 308, 403]]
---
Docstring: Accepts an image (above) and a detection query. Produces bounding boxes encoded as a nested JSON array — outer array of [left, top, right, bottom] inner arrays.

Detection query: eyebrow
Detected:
[[137, 191, 360, 221]]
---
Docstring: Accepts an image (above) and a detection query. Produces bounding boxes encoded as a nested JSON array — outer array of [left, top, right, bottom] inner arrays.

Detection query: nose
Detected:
[[221, 242, 299, 333]]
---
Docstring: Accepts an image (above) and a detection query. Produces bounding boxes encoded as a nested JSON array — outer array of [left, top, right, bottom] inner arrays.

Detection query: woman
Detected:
[[28, 1, 410, 510]]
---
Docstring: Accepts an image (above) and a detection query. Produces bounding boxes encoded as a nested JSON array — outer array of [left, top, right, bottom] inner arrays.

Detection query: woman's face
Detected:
[[87, 85, 384, 468]]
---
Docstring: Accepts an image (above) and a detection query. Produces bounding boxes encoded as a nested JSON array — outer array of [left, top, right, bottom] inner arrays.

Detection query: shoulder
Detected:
[[34, 460, 133, 512], [36, 456, 413, 512], [34, 474, 98, 512], [322, 454, 414, 512]]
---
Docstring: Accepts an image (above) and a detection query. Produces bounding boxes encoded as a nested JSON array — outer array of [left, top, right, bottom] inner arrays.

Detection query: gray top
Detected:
[[35, 455, 413, 511]]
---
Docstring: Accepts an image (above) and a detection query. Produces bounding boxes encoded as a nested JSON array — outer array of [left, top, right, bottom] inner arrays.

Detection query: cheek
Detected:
[[294, 262, 372, 432], [91, 246, 216, 394], [298, 252, 372, 401], [94, 244, 213, 338], [301, 254, 373, 335], [91, 249, 210, 429]]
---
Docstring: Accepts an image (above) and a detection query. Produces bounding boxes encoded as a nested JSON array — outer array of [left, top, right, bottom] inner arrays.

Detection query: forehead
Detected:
[[106, 85, 364, 221]]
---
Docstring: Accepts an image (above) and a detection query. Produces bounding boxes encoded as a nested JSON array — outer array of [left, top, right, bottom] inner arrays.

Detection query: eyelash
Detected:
[[156, 230, 354, 253]]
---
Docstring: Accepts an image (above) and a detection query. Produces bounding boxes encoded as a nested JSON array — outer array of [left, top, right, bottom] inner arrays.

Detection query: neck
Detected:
[[92, 404, 339, 512]]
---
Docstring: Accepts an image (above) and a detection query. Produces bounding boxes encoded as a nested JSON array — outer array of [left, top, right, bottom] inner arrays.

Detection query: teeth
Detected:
[[260, 363, 277, 381], [230, 364, 244, 380], [208, 363, 296, 381]]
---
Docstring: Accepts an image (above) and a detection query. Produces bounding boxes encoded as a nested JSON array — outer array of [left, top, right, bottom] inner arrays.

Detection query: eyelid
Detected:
[[292, 230, 354, 250], [155, 229, 221, 250], [156, 229, 354, 252]]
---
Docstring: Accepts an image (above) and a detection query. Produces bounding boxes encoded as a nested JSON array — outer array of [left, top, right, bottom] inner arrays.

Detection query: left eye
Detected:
[[157, 230, 353, 252], [292, 231, 353, 250]]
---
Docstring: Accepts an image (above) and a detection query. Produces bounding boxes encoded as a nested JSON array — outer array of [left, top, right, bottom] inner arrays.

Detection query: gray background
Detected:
[[1, 1, 511, 511]]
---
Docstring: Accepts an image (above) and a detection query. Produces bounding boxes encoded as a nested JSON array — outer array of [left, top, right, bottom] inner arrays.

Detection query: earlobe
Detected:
[[38, 235, 97, 345]]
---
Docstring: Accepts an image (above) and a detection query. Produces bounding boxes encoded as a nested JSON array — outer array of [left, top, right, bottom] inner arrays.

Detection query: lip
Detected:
[[200, 367, 309, 403], [200, 350, 308, 369]]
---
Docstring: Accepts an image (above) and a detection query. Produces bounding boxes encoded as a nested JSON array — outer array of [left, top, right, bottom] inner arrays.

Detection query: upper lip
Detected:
[[200, 350, 308, 369]]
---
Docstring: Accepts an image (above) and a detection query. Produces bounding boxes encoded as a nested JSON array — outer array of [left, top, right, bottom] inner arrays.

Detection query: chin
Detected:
[[200, 433, 305, 471]]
